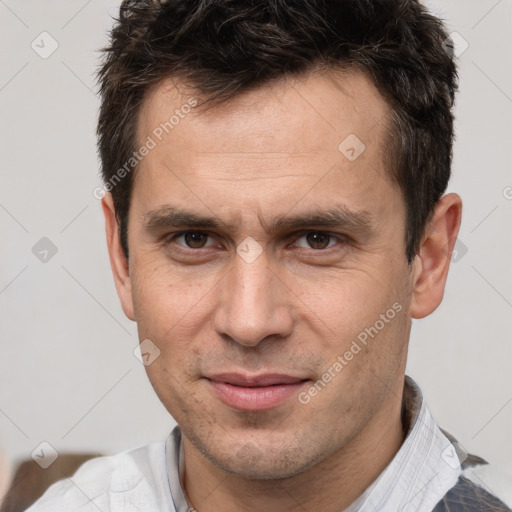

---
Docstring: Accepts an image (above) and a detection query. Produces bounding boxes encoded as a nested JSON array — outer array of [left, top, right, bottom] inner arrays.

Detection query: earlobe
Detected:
[[102, 193, 135, 321], [410, 193, 462, 319]]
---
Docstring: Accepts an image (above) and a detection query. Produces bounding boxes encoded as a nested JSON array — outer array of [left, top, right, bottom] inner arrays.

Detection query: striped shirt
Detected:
[[26, 376, 512, 511]]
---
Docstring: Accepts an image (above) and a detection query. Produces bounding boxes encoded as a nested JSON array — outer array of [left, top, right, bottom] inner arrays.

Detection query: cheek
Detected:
[[310, 270, 398, 326], [131, 259, 212, 331], [309, 297, 409, 412], [130, 262, 218, 383], [307, 266, 411, 377]]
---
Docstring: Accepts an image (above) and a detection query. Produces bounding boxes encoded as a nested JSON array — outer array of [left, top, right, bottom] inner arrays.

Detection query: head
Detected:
[[98, 0, 461, 479]]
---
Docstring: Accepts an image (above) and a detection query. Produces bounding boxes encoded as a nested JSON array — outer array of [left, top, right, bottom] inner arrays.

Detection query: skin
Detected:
[[102, 68, 462, 512]]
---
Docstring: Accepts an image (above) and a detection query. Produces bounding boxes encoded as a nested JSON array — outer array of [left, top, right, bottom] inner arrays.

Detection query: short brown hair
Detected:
[[97, 0, 458, 262]]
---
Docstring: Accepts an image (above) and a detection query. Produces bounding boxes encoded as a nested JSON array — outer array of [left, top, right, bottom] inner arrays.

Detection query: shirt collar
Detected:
[[345, 375, 461, 511], [165, 427, 190, 512]]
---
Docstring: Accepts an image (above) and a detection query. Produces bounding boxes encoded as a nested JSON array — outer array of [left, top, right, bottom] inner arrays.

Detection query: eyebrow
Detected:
[[143, 204, 374, 236]]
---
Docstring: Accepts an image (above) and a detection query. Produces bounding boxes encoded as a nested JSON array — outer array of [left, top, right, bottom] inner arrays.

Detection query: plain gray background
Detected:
[[1, 0, 511, 500]]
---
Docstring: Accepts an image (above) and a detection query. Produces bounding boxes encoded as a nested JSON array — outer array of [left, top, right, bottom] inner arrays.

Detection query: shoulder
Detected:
[[433, 443, 512, 512], [25, 440, 172, 512]]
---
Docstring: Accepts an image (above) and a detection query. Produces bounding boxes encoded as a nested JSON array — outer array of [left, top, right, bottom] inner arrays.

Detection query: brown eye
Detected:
[[183, 232, 209, 248], [305, 232, 332, 249]]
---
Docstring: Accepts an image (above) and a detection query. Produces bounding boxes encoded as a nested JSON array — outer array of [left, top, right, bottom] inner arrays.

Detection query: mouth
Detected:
[[205, 373, 310, 411]]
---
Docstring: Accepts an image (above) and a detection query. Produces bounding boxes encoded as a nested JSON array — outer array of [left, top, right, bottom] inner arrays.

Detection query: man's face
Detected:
[[119, 70, 415, 478]]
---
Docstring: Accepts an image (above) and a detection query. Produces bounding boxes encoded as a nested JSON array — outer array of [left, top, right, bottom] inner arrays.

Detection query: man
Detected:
[[27, 0, 511, 511]]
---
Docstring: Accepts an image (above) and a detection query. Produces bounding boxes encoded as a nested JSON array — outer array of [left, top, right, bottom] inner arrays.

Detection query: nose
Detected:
[[212, 250, 294, 347]]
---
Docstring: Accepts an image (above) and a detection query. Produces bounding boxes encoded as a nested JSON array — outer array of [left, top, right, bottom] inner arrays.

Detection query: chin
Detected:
[[191, 430, 328, 480]]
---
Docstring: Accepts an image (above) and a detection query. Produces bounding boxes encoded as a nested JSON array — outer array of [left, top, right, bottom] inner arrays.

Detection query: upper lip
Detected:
[[206, 373, 307, 387]]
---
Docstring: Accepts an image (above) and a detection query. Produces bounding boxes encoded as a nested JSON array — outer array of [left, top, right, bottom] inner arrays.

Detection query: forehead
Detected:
[[137, 68, 391, 161], [132, 69, 399, 227]]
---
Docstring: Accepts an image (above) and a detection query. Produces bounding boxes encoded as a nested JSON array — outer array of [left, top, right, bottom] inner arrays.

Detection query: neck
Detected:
[[183, 379, 405, 512]]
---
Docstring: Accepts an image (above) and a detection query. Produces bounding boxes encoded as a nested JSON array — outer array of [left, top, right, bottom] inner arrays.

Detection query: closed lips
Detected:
[[206, 374, 308, 387]]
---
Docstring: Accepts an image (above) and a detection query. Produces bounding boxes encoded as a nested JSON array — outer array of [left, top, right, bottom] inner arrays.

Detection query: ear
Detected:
[[102, 193, 135, 321], [410, 193, 462, 319]]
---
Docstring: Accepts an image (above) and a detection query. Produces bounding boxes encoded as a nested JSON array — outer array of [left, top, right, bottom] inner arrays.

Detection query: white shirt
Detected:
[[26, 377, 466, 512]]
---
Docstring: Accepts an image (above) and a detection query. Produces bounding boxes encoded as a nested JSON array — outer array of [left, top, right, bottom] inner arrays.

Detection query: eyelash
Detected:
[[163, 230, 346, 253]]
